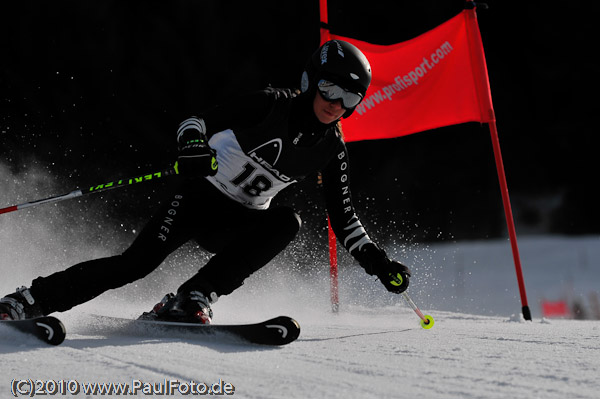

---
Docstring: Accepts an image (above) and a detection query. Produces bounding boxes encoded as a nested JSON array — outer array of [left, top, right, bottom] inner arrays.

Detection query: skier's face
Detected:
[[313, 91, 345, 124]]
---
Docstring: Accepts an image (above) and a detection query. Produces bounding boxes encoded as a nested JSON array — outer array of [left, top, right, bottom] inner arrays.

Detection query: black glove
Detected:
[[356, 244, 411, 294], [377, 260, 411, 294], [176, 133, 218, 178]]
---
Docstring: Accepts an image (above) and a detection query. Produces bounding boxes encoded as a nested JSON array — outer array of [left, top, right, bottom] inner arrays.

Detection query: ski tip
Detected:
[[263, 316, 301, 345], [1, 316, 66, 345], [38, 316, 67, 345]]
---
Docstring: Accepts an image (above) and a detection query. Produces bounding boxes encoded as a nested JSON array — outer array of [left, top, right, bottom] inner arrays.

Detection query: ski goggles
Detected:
[[317, 79, 363, 109]]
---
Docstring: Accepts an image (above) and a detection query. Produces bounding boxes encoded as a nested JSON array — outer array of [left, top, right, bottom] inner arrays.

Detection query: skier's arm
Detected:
[[321, 142, 411, 293], [174, 89, 278, 177]]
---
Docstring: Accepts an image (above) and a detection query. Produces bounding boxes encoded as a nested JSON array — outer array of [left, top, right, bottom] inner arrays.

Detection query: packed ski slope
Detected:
[[2, 300, 599, 399], [1, 164, 599, 398]]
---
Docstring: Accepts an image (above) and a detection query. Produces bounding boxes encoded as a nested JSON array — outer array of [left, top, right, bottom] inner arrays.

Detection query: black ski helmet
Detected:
[[301, 39, 371, 118]]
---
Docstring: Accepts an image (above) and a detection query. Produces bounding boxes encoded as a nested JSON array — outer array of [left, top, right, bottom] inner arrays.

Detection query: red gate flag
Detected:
[[328, 10, 495, 142]]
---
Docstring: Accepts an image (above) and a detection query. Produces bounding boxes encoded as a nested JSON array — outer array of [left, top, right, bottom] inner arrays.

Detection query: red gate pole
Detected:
[[488, 121, 531, 320], [465, 4, 531, 320], [328, 217, 339, 312]]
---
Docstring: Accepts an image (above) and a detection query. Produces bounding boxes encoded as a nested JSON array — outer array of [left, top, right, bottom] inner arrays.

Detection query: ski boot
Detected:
[[138, 293, 175, 321], [0, 286, 43, 320], [139, 291, 216, 324]]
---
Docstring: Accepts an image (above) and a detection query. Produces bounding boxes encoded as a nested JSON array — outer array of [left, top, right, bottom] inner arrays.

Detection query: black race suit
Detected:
[[28, 88, 382, 315]]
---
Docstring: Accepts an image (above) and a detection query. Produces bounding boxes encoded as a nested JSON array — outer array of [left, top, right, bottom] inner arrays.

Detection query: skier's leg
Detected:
[[177, 206, 302, 297], [22, 188, 197, 315]]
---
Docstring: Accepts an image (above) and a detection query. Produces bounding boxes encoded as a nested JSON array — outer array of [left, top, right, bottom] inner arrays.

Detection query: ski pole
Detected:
[[402, 291, 435, 329], [0, 166, 178, 216]]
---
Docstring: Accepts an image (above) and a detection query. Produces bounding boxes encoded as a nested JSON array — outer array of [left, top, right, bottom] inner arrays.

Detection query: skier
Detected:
[[0, 40, 411, 324]]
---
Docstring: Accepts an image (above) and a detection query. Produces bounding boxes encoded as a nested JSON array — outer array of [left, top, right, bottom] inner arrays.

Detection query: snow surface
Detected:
[[1, 164, 600, 398]]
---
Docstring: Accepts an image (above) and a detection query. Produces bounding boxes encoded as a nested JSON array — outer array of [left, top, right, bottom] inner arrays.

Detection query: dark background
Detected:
[[1, 0, 597, 244]]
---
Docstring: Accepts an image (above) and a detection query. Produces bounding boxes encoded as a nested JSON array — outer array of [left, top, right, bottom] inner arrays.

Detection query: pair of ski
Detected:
[[1, 293, 433, 346], [0, 315, 301, 346]]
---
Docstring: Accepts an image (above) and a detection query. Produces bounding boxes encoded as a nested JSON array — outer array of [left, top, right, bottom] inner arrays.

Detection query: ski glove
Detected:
[[377, 260, 411, 294], [356, 244, 411, 294], [175, 117, 218, 178]]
